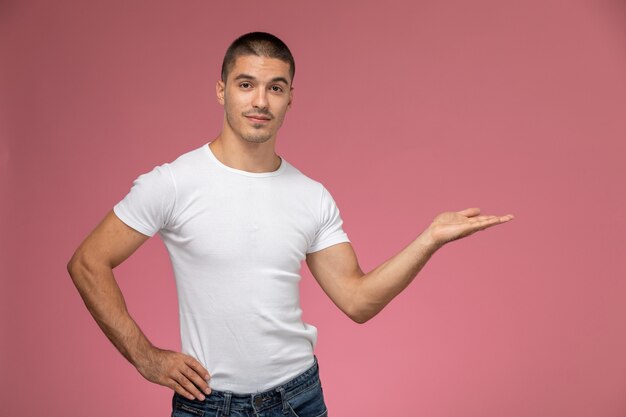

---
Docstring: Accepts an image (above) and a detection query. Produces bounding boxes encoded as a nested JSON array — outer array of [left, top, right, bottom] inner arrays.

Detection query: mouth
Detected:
[[244, 114, 272, 123]]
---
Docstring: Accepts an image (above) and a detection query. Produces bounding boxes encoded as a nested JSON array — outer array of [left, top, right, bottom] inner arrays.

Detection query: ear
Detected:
[[216, 80, 225, 105], [287, 86, 294, 110]]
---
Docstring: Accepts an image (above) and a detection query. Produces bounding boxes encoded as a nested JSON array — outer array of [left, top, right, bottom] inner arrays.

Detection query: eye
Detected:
[[240, 82, 252, 89], [270, 85, 283, 93]]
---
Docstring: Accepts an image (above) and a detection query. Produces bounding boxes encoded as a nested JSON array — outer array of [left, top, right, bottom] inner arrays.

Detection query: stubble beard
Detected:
[[241, 130, 272, 144], [226, 112, 274, 144]]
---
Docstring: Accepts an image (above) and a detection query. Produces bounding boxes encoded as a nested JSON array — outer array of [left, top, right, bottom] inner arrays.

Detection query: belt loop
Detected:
[[221, 391, 232, 416], [276, 386, 289, 414]]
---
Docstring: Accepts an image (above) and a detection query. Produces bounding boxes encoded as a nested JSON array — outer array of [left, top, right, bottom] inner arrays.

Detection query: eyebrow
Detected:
[[234, 73, 290, 85]]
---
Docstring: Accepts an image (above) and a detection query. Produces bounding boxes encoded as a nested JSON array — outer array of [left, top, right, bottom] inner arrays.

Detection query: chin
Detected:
[[241, 134, 272, 144]]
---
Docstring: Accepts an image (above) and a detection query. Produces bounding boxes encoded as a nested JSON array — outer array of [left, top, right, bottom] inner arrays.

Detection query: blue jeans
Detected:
[[171, 355, 328, 417]]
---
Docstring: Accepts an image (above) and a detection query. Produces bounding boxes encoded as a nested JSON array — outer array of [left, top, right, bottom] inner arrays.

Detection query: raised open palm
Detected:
[[427, 208, 514, 247]]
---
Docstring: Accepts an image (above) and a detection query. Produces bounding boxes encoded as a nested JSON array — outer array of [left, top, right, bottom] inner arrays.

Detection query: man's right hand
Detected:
[[68, 211, 212, 401], [136, 346, 212, 401]]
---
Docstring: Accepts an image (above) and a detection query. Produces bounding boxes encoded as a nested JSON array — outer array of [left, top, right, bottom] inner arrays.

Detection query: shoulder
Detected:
[[281, 160, 326, 195], [157, 143, 215, 191], [167, 143, 209, 173], [129, 143, 207, 179]]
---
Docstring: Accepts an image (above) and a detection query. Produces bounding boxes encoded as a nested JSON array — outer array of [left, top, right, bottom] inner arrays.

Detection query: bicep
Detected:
[[70, 210, 150, 269], [305, 242, 364, 317]]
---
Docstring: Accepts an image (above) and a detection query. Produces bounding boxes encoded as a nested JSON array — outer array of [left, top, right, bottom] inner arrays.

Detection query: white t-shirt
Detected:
[[113, 142, 350, 393]]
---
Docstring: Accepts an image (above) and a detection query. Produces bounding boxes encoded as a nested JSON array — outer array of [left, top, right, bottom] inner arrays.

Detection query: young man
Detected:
[[67, 32, 513, 417]]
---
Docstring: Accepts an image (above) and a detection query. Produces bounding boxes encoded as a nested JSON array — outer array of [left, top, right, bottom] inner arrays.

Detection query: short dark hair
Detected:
[[221, 32, 295, 83]]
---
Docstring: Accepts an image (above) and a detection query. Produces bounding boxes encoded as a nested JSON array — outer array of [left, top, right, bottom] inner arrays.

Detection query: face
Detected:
[[217, 55, 293, 144]]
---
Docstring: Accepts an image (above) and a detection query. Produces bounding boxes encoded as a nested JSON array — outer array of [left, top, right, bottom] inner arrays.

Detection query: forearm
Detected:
[[352, 230, 440, 323], [67, 257, 154, 368]]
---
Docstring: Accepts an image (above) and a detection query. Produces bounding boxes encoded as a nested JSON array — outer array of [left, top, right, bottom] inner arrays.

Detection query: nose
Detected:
[[252, 88, 268, 110]]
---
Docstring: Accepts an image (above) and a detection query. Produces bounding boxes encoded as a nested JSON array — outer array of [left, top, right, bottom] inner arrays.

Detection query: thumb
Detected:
[[457, 207, 481, 217]]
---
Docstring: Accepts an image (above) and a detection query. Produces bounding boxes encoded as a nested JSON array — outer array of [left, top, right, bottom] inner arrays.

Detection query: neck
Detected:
[[209, 134, 282, 173]]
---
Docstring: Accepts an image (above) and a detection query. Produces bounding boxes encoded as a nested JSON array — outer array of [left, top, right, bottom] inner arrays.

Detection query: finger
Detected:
[[469, 215, 496, 223], [186, 356, 211, 382], [172, 371, 207, 401], [169, 377, 201, 401], [472, 215, 513, 230], [457, 207, 480, 217], [181, 363, 212, 396], [478, 214, 514, 225]]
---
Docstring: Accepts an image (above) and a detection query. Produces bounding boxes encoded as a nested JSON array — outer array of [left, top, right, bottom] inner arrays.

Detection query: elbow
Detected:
[[66, 250, 93, 283], [66, 252, 103, 300], [67, 253, 78, 278], [348, 284, 376, 324], [351, 315, 369, 325], [350, 313, 372, 325], [67, 253, 84, 286], [348, 307, 372, 324], [67, 247, 85, 276], [347, 283, 374, 324]]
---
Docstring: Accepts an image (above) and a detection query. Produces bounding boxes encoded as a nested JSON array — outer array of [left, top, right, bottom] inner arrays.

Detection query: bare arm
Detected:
[[67, 210, 211, 400], [306, 208, 514, 324]]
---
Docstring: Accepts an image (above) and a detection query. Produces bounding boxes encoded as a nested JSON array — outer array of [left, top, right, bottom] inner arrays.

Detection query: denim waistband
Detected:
[[175, 355, 320, 414]]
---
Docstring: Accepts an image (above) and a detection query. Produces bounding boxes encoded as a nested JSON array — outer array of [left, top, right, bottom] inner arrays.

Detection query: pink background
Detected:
[[2, 0, 626, 416]]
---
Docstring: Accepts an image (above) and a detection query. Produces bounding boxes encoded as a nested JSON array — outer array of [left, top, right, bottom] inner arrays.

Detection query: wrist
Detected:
[[420, 226, 444, 253], [129, 340, 157, 369]]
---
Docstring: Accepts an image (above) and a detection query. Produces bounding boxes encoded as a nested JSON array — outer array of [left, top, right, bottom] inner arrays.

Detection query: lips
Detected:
[[245, 115, 271, 122]]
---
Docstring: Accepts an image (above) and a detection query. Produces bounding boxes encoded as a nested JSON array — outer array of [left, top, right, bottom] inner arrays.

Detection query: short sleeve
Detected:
[[113, 164, 176, 237], [307, 185, 350, 254]]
